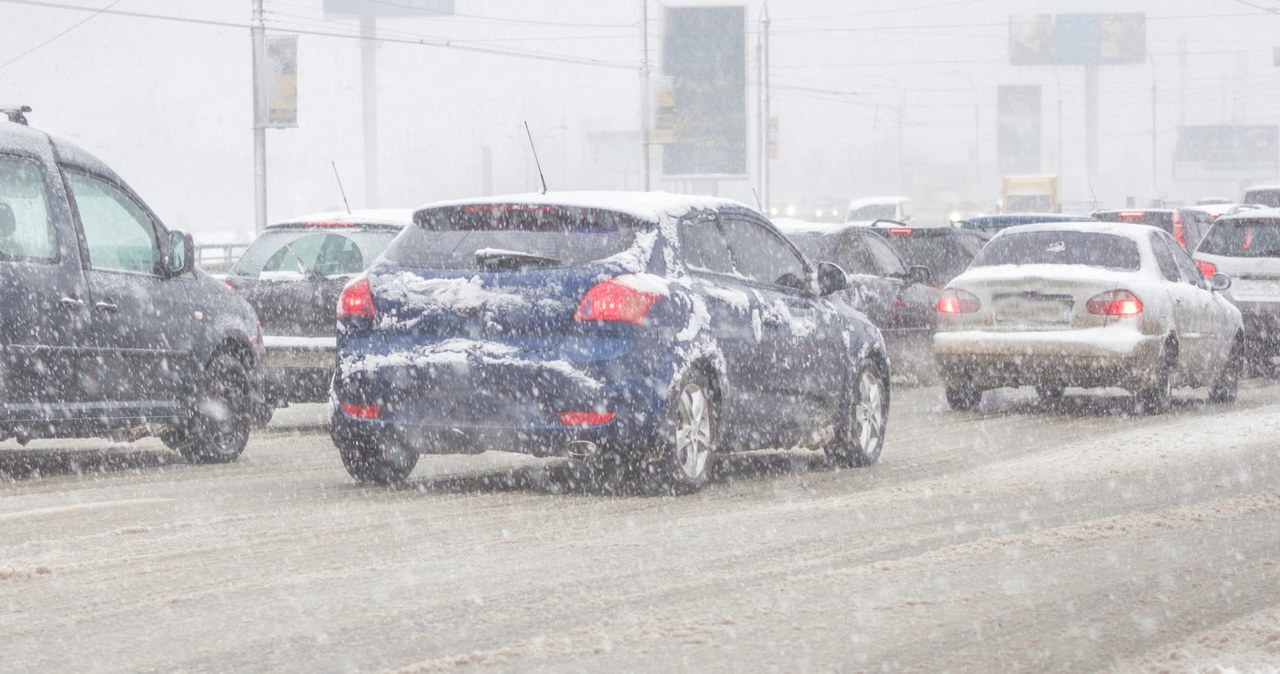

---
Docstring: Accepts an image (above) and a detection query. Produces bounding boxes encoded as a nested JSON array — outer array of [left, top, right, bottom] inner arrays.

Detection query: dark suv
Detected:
[[0, 117, 263, 462]]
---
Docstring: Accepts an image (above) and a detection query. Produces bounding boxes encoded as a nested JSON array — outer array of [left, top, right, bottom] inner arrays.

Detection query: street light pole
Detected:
[[640, 0, 650, 191], [251, 0, 267, 234]]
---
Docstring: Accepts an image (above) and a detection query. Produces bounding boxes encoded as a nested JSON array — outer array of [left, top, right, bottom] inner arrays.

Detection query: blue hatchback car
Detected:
[[330, 192, 890, 492]]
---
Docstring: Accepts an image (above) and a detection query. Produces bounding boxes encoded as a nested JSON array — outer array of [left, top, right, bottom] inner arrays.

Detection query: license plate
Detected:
[[993, 295, 1072, 324]]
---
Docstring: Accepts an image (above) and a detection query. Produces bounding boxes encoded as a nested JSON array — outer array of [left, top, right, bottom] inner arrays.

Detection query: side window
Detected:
[[834, 236, 876, 275], [1166, 235, 1206, 286], [0, 154, 56, 261], [678, 216, 735, 275], [862, 233, 907, 276], [720, 215, 809, 291], [67, 172, 159, 275], [1149, 232, 1181, 282]]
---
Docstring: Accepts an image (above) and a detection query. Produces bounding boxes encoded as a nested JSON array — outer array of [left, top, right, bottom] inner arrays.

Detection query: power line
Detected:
[[0, 0, 121, 72], [0, 0, 640, 71]]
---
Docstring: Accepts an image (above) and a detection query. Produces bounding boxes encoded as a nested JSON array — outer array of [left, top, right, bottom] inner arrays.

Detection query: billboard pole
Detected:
[[641, 0, 650, 192], [761, 1, 770, 213], [1085, 64, 1098, 188], [361, 15, 378, 208], [251, 0, 267, 234]]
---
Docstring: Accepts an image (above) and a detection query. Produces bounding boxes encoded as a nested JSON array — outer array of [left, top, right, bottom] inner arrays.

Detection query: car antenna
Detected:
[[1, 105, 31, 126], [1087, 178, 1099, 211], [751, 188, 764, 214], [331, 161, 352, 214], [523, 121, 549, 194]]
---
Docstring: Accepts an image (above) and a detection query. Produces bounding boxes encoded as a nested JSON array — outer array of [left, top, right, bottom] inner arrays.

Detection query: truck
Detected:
[[1001, 175, 1059, 213]]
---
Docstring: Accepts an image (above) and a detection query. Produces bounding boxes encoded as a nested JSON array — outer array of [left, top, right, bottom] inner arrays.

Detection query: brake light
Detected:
[[1197, 260, 1217, 278], [937, 288, 980, 314], [1117, 211, 1146, 221], [574, 278, 663, 325], [889, 227, 913, 235], [1086, 289, 1143, 316], [223, 279, 237, 292], [340, 403, 382, 419], [1172, 211, 1186, 247], [338, 276, 376, 318], [558, 411, 616, 426]]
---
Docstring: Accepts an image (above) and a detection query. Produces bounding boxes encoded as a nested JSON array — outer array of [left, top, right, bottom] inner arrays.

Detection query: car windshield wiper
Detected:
[[475, 248, 561, 271]]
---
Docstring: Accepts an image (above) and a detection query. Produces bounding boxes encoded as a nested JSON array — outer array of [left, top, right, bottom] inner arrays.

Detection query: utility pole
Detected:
[[251, 0, 267, 234], [1084, 65, 1098, 188], [640, 0, 650, 191], [1150, 51, 1157, 193], [361, 16, 378, 208], [761, 2, 770, 213]]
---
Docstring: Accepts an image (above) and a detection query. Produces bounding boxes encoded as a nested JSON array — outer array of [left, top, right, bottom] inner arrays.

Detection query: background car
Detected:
[[956, 212, 1095, 236], [867, 220, 990, 287], [935, 222, 1242, 412], [329, 193, 890, 492], [777, 219, 939, 381], [0, 118, 262, 462], [1192, 209, 1280, 375], [1091, 208, 1216, 251], [1243, 185, 1280, 208], [845, 196, 911, 225], [225, 210, 411, 418]]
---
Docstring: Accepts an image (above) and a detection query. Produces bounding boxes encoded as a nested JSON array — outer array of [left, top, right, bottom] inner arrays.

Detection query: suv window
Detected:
[[679, 216, 735, 275], [1199, 219, 1280, 258], [862, 233, 907, 276], [67, 172, 159, 275], [720, 214, 809, 291], [0, 154, 56, 261], [1149, 232, 1181, 282]]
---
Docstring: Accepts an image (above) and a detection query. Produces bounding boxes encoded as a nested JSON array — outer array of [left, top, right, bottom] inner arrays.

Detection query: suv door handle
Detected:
[[94, 301, 119, 313], [59, 296, 85, 310]]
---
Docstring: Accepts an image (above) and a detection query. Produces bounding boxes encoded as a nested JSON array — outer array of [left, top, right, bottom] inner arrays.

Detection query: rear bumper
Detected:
[[934, 328, 1164, 389], [330, 335, 675, 458]]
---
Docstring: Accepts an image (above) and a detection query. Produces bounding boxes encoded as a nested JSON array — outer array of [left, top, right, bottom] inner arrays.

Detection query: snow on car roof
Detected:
[[993, 220, 1163, 242], [1216, 206, 1280, 221], [412, 191, 747, 224], [271, 208, 415, 227], [772, 218, 841, 235], [846, 195, 908, 209]]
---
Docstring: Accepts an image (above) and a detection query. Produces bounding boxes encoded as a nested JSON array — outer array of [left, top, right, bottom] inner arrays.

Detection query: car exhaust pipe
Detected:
[[565, 440, 598, 459]]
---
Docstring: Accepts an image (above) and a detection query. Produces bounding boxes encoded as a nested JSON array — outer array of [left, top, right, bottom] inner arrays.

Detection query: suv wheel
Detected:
[[334, 425, 418, 484], [180, 354, 251, 464], [945, 382, 982, 411]]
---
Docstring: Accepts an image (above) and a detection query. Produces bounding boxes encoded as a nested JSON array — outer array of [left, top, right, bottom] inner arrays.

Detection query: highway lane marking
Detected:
[[0, 498, 173, 522]]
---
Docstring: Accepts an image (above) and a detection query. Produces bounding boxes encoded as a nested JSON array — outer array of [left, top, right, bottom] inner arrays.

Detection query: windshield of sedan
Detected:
[[971, 231, 1141, 271], [383, 204, 644, 270], [1199, 219, 1280, 258], [232, 229, 398, 278]]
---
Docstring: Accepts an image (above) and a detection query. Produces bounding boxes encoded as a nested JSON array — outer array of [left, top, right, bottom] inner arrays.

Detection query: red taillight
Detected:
[[224, 280, 237, 292], [338, 276, 376, 318], [340, 403, 382, 419], [1172, 211, 1186, 248], [574, 277, 663, 325], [1086, 290, 1143, 316], [1197, 260, 1217, 278], [937, 288, 980, 314], [558, 411, 616, 426]]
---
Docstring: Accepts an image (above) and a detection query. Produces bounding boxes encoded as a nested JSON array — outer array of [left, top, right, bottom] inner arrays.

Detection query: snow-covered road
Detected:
[[2, 383, 1278, 673]]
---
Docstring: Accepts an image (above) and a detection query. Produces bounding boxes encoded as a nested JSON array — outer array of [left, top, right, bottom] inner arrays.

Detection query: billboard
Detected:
[[1010, 14, 1145, 65], [266, 35, 298, 128], [662, 6, 747, 177], [324, 0, 453, 16], [997, 85, 1041, 175], [1174, 126, 1279, 179]]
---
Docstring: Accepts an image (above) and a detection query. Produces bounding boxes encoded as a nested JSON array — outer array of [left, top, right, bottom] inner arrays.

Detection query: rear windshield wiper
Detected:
[[475, 248, 561, 271]]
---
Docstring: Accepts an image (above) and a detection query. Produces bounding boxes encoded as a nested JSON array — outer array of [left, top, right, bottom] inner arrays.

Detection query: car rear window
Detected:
[[1244, 189, 1280, 208], [384, 204, 644, 270], [1199, 220, 1280, 258], [233, 228, 398, 278], [971, 231, 1141, 271]]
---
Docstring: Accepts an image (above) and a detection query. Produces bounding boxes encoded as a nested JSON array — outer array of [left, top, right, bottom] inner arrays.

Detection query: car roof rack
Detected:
[[2, 106, 31, 126]]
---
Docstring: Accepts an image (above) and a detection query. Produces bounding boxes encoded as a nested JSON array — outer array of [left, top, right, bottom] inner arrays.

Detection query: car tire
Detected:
[[1136, 343, 1175, 414], [334, 424, 418, 485], [179, 354, 252, 464], [827, 357, 889, 468], [1209, 339, 1243, 404], [251, 403, 274, 428], [1035, 382, 1065, 400], [945, 382, 982, 411], [647, 369, 717, 495]]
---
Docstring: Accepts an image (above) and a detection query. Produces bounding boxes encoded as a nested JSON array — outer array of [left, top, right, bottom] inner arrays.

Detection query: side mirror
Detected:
[[816, 261, 849, 296], [1209, 272, 1231, 292], [908, 265, 932, 285], [167, 230, 195, 277]]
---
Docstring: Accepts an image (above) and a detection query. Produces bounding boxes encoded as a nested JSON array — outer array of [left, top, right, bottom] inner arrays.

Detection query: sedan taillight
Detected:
[[574, 277, 663, 325], [1086, 289, 1143, 317], [937, 288, 980, 314], [338, 276, 376, 318]]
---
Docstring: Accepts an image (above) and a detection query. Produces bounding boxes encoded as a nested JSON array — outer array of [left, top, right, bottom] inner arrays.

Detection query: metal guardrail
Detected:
[[195, 243, 250, 274]]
